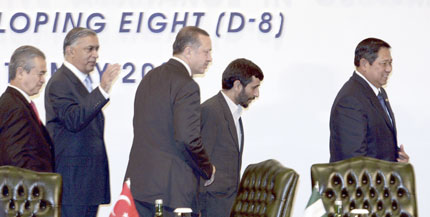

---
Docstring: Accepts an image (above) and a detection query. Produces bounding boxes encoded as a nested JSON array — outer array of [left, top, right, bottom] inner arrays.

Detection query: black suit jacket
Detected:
[[329, 72, 398, 162], [124, 59, 213, 211], [199, 91, 244, 217], [45, 65, 110, 205], [0, 87, 54, 172]]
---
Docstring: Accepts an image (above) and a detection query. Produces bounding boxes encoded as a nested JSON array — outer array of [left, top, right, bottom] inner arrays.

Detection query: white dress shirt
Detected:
[[221, 91, 243, 149], [63, 61, 109, 99], [171, 56, 192, 77]]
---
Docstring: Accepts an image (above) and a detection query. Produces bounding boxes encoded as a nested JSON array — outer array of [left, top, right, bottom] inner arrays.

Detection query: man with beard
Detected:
[[198, 58, 264, 217]]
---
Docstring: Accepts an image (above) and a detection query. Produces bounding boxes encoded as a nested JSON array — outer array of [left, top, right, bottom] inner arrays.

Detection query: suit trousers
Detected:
[[134, 199, 199, 217], [199, 192, 235, 217], [62, 204, 98, 217]]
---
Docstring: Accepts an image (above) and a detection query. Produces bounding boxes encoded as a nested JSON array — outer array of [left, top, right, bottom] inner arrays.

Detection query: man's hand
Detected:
[[100, 63, 121, 93], [397, 144, 410, 163], [204, 165, 216, 186]]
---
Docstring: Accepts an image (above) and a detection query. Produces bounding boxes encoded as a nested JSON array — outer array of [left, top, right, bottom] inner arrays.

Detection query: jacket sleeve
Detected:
[[173, 80, 213, 180], [46, 78, 108, 133], [0, 107, 52, 172], [330, 95, 368, 160]]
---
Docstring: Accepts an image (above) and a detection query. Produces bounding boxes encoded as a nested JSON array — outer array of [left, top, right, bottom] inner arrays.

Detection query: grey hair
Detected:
[[172, 26, 209, 55], [9, 45, 45, 80], [63, 27, 97, 55]]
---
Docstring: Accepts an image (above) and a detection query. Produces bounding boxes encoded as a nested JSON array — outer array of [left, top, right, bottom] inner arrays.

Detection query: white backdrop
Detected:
[[1, 1, 429, 216]]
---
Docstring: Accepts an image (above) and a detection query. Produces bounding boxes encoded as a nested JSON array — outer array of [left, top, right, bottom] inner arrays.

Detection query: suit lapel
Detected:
[[61, 65, 90, 96], [352, 73, 395, 131], [6, 87, 40, 124], [59, 65, 105, 129], [6, 87, 54, 148], [217, 92, 240, 151], [380, 88, 397, 135]]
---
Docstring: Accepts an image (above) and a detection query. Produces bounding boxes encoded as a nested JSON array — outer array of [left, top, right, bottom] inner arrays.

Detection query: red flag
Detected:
[[110, 179, 139, 217]]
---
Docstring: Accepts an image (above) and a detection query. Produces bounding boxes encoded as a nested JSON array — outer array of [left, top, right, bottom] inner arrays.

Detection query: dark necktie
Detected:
[[239, 117, 244, 152], [30, 101, 42, 125], [377, 91, 392, 124]]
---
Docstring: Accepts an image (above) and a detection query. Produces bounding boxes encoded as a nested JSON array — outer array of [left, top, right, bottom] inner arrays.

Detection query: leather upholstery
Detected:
[[230, 159, 299, 217], [0, 166, 62, 217], [311, 156, 417, 217]]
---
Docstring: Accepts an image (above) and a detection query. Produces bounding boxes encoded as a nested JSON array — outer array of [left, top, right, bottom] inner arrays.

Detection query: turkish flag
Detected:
[[110, 179, 139, 217]]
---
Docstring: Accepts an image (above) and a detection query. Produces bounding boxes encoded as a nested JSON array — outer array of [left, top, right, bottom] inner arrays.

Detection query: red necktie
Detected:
[[30, 101, 42, 125]]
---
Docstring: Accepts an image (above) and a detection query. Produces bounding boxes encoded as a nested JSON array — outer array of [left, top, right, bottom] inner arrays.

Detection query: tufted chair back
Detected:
[[311, 156, 417, 217], [230, 159, 299, 217], [0, 166, 62, 217]]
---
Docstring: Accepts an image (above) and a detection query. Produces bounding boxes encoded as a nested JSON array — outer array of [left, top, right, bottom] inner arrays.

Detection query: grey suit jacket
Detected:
[[124, 59, 213, 211], [199, 91, 243, 216], [45, 65, 110, 205], [329, 72, 398, 162], [200, 91, 243, 194]]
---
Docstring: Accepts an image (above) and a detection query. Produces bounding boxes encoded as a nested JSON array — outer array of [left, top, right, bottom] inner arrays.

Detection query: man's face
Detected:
[[363, 47, 392, 88], [188, 35, 212, 75], [68, 35, 99, 74], [21, 56, 47, 96], [236, 76, 261, 108]]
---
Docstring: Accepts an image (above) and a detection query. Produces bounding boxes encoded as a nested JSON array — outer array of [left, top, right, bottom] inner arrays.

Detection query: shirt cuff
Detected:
[[98, 86, 110, 99]]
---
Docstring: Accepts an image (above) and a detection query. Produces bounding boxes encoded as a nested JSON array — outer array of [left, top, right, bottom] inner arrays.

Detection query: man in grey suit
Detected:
[[124, 26, 216, 217], [45, 27, 120, 217], [199, 58, 264, 217], [329, 38, 409, 163]]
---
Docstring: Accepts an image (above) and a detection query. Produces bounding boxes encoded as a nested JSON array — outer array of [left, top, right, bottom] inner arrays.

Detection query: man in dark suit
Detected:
[[199, 58, 264, 217], [124, 26, 216, 217], [0, 45, 54, 172], [45, 27, 120, 217], [329, 38, 409, 163]]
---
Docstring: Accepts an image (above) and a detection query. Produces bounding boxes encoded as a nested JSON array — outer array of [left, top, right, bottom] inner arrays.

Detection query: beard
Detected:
[[237, 89, 255, 108]]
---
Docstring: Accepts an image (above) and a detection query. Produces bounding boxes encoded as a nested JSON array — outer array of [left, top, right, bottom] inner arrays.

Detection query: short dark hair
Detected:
[[63, 27, 97, 55], [222, 58, 264, 90], [354, 38, 391, 67], [9, 45, 45, 80], [172, 26, 209, 55]]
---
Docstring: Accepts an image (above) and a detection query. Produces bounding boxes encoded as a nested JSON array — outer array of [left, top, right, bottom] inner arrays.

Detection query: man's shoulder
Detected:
[[202, 93, 224, 114], [0, 89, 24, 109], [0, 94, 29, 121]]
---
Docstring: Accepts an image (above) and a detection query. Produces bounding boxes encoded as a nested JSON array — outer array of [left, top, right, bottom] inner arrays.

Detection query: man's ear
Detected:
[[233, 80, 242, 91], [183, 46, 192, 58], [15, 67, 25, 79], [65, 46, 73, 56], [360, 58, 369, 68]]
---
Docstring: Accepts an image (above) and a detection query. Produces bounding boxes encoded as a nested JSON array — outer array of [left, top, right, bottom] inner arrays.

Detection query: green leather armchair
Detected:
[[230, 159, 299, 217], [311, 156, 417, 217], [0, 166, 62, 217]]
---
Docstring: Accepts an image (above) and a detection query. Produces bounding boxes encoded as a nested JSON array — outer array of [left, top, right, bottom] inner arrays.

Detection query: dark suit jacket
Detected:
[[199, 91, 244, 217], [0, 87, 54, 172], [124, 59, 213, 211], [45, 65, 110, 205], [329, 72, 398, 162]]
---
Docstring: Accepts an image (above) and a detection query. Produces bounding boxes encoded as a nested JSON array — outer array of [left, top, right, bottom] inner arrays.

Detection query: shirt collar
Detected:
[[221, 91, 243, 120], [64, 61, 94, 85], [355, 70, 380, 96], [8, 84, 31, 103], [171, 56, 192, 77]]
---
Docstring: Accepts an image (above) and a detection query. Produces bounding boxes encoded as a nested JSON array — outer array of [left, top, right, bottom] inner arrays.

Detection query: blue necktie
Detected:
[[84, 75, 93, 93], [377, 91, 392, 124]]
